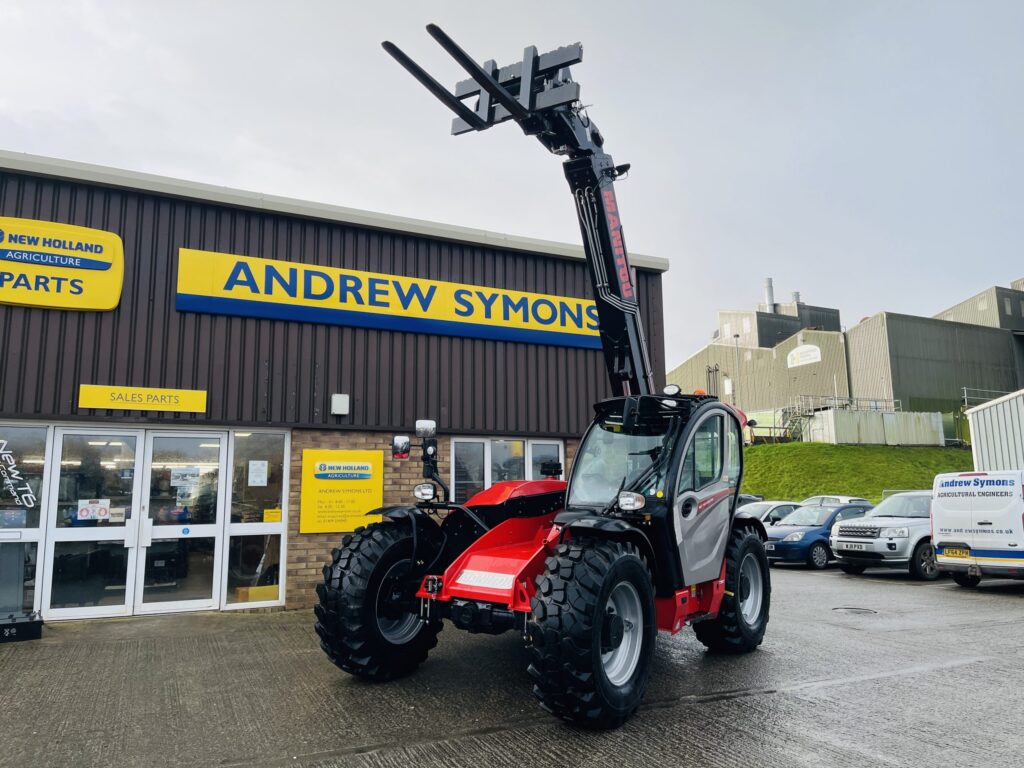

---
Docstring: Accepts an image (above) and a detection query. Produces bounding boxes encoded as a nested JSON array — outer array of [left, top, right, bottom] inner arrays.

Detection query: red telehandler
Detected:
[[315, 25, 770, 729]]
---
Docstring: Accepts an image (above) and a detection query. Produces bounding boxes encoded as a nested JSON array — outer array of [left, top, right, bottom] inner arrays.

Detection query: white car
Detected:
[[737, 500, 800, 525], [932, 470, 1024, 587], [801, 494, 870, 506], [829, 491, 937, 580]]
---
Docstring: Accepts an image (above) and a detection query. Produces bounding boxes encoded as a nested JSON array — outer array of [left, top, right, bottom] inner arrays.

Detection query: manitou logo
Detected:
[[601, 189, 634, 300]]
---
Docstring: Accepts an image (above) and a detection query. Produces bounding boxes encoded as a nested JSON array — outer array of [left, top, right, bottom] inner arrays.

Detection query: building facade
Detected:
[[0, 151, 667, 619]]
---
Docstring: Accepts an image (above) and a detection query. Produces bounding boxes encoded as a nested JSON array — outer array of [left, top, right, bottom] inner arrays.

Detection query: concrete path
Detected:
[[1, 566, 1019, 767]]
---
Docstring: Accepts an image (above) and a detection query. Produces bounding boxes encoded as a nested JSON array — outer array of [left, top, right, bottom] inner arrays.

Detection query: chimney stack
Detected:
[[792, 291, 801, 303], [764, 278, 775, 313]]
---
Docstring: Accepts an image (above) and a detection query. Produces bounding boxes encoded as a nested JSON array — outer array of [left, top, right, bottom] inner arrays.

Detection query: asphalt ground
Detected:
[[0, 565, 1020, 768]]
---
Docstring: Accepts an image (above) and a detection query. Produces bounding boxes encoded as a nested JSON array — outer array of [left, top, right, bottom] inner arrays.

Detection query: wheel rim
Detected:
[[375, 561, 421, 645], [919, 544, 938, 577], [812, 544, 828, 568], [601, 581, 644, 687], [738, 552, 764, 624]]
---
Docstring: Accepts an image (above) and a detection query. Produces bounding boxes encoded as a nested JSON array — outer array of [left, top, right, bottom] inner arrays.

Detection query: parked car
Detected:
[[765, 502, 872, 569], [829, 491, 938, 580], [800, 494, 871, 506], [933, 470, 1024, 587], [738, 500, 800, 525], [736, 493, 764, 507]]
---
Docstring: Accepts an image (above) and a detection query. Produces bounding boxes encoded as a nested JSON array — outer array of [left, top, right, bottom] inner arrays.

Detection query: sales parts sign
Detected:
[[300, 450, 383, 533], [0, 216, 124, 310]]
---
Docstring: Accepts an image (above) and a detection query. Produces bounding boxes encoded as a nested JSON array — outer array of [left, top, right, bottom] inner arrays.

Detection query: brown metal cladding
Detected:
[[0, 170, 665, 437]]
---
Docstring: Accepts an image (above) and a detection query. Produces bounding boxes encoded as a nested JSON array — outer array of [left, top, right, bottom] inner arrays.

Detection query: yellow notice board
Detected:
[[300, 450, 383, 533], [78, 384, 208, 413], [0, 216, 124, 310]]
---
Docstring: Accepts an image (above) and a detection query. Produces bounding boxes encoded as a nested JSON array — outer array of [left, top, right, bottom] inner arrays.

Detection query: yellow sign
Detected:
[[78, 385, 208, 413], [300, 449, 383, 533], [0, 216, 124, 310], [262, 508, 283, 523], [175, 248, 601, 349]]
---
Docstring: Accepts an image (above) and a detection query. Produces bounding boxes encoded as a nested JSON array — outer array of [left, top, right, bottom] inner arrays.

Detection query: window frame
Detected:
[[676, 414, 725, 496], [450, 437, 565, 503]]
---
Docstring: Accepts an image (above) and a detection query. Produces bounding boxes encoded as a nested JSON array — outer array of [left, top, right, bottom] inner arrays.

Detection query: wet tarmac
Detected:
[[1, 565, 1020, 767]]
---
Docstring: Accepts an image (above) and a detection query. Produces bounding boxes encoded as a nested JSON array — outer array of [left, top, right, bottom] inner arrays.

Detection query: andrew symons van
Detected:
[[932, 471, 1024, 587]]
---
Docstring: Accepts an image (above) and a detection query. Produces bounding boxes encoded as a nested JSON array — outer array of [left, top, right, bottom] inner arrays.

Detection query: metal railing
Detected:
[[961, 387, 1011, 409], [787, 394, 902, 417]]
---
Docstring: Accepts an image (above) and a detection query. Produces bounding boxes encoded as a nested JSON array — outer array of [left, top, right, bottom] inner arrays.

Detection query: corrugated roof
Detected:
[[0, 149, 669, 272]]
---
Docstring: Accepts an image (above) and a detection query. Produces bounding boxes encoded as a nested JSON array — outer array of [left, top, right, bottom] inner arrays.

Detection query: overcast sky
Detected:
[[2, 1, 1022, 368]]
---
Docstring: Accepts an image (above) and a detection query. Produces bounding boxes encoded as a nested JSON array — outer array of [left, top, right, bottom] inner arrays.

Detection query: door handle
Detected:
[[677, 498, 697, 518], [140, 517, 154, 547]]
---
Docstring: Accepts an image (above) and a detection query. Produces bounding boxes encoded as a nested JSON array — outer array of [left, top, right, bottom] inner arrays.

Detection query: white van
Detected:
[[932, 470, 1024, 587]]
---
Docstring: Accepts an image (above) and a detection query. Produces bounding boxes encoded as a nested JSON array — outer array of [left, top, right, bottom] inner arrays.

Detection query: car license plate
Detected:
[[840, 543, 866, 551], [764, 543, 775, 551], [943, 547, 970, 559]]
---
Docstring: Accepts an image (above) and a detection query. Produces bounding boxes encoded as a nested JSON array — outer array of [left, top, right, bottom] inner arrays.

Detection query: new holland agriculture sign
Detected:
[[0, 217, 124, 310], [175, 248, 602, 349]]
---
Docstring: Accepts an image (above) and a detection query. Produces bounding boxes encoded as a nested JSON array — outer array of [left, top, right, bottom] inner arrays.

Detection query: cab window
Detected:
[[725, 419, 741, 488], [678, 416, 723, 493]]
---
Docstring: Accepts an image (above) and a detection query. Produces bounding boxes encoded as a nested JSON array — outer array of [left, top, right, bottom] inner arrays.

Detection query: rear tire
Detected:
[[952, 572, 982, 588], [840, 563, 867, 575], [807, 541, 830, 570], [314, 523, 441, 681], [909, 541, 940, 581], [528, 537, 656, 730], [694, 528, 771, 654]]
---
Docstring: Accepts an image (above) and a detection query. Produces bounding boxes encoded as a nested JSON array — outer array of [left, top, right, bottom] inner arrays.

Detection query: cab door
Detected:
[[672, 412, 740, 585]]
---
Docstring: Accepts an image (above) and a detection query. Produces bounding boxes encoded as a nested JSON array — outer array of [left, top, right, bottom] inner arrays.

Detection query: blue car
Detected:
[[764, 502, 873, 569]]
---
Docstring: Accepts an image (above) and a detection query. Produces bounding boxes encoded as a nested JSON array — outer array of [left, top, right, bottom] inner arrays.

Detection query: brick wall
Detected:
[[284, 429, 577, 609]]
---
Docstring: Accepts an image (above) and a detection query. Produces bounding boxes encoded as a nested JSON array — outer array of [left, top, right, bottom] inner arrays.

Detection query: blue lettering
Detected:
[[13, 274, 30, 289], [502, 294, 529, 322], [70, 279, 83, 295], [531, 298, 557, 325], [368, 277, 390, 307], [585, 304, 600, 330], [475, 290, 499, 319], [264, 265, 298, 297], [453, 288, 473, 317], [338, 274, 364, 305], [0, 271, 13, 287], [223, 261, 260, 293], [559, 301, 583, 329], [33, 275, 50, 292], [303, 270, 333, 300], [393, 281, 436, 311]]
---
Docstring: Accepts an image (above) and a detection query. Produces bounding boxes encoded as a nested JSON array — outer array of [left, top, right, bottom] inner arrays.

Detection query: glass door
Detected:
[[41, 428, 145, 620], [133, 432, 227, 614]]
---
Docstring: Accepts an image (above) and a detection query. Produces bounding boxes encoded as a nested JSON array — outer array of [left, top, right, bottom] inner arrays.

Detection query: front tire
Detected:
[[910, 541, 940, 581], [694, 528, 771, 654], [528, 537, 656, 730], [952, 572, 982, 588], [807, 541, 830, 570], [840, 563, 867, 575], [314, 523, 441, 681]]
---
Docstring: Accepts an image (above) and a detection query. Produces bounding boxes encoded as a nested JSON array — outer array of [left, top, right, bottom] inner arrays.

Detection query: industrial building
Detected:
[[0, 150, 667, 622], [966, 387, 1024, 470], [668, 277, 1024, 441]]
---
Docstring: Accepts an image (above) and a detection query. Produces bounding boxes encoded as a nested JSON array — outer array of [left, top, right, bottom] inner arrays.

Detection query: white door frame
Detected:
[[39, 426, 146, 620], [132, 430, 229, 615]]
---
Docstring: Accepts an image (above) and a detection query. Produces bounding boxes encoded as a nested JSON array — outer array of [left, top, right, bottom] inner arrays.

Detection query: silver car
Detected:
[[828, 491, 938, 580], [738, 500, 800, 525]]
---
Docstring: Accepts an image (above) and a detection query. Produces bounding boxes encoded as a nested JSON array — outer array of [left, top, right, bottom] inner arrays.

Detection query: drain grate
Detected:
[[832, 606, 878, 615]]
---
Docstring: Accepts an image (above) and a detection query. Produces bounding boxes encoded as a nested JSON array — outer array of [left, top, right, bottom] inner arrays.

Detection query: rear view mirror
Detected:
[[392, 435, 411, 459], [747, 419, 758, 428], [415, 419, 437, 438]]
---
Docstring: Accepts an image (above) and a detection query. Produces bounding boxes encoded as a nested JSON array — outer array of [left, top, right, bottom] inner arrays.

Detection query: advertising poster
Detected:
[[170, 467, 199, 487], [300, 450, 383, 533], [248, 460, 268, 487]]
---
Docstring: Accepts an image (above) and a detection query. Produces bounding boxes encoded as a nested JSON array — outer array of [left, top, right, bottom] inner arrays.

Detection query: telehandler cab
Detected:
[[315, 25, 770, 729]]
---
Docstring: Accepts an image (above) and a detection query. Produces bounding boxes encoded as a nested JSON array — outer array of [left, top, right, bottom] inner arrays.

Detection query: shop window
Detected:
[[0, 542, 37, 614], [0, 426, 48, 529], [230, 433, 286, 523], [452, 438, 564, 503], [49, 541, 130, 609], [226, 534, 281, 604]]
